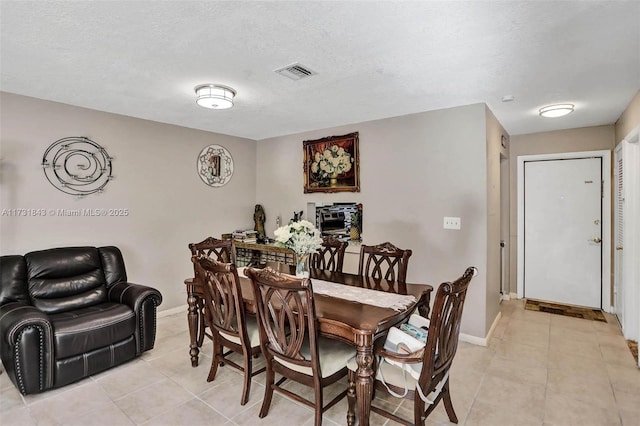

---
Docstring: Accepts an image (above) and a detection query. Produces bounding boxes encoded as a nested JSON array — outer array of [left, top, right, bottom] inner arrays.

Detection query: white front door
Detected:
[[523, 157, 602, 308]]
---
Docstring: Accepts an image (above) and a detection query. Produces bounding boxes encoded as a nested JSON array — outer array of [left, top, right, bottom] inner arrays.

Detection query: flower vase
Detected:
[[329, 172, 339, 187], [295, 253, 310, 278]]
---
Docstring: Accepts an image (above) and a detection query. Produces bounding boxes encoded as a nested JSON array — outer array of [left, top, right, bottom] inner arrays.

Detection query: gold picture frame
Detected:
[[303, 132, 360, 193]]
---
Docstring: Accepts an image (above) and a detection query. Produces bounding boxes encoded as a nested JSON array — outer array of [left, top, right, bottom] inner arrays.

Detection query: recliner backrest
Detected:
[[98, 246, 128, 287], [25, 247, 108, 314], [0, 255, 29, 305]]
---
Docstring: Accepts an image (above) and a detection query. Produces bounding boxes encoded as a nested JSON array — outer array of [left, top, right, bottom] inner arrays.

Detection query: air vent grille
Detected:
[[274, 63, 317, 81]]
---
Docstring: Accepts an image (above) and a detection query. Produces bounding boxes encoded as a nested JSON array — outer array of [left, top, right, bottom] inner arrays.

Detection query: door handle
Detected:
[[592, 237, 602, 244], [616, 246, 623, 250]]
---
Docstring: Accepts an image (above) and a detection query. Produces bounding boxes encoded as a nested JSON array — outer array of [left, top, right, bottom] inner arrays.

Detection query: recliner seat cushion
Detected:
[[51, 302, 136, 359]]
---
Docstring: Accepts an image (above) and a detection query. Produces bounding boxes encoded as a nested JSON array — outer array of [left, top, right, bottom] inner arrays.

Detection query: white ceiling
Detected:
[[1, 1, 638, 140]]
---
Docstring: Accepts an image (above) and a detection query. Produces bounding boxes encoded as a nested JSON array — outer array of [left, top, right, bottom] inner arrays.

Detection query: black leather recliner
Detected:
[[0, 246, 162, 395]]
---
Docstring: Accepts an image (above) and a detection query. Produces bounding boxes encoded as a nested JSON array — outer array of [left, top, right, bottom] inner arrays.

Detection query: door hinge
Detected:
[[601, 181, 604, 199]]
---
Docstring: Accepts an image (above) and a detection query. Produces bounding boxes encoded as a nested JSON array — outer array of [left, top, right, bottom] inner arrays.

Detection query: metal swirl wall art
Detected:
[[41, 137, 113, 197]]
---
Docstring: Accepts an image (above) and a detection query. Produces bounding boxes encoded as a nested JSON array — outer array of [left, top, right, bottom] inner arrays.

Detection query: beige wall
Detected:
[[0, 92, 257, 311], [256, 104, 494, 339], [485, 106, 509, 330], [615, 90, 640, 143], [0, 92, 510, 339], [508, 125, 615, 294]]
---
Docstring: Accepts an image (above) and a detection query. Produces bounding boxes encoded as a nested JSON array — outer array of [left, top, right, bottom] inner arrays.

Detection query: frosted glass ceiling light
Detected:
[[539, 104, 574, 118], [195, 84, 236, 110]]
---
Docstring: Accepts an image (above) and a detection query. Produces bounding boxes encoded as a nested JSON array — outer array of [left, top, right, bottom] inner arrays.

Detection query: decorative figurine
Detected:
[[292, 210, 303, 222], [254, 204, 266, 242]]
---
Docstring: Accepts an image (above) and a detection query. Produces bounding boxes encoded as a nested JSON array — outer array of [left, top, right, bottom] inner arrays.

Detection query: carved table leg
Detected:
[[187, 290, 200, 367], [355, 340, 374, 426]]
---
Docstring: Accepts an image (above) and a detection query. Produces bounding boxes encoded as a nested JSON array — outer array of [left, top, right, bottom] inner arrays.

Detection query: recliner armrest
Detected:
[[107, 281, 162, 311], [107, 282, 162, 354], [0, 302, 52, 345], [0, 302, 55, 394]]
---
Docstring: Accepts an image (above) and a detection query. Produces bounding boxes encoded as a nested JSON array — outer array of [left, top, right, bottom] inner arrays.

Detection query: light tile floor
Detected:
[[1, 299, 639, 425]]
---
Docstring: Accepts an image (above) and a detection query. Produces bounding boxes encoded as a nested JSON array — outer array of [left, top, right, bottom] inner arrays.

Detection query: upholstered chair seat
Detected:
[[274, 336, 354, 378], [218, 315, 261, 347]]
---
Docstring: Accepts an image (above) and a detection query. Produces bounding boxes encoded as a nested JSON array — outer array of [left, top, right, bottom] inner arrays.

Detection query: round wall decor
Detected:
[[41, 136, 113, 197], [197, 144, 233, 187]]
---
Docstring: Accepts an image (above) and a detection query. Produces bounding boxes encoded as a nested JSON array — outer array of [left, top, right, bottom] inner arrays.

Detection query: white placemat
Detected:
[[239, 266, 416, 311]]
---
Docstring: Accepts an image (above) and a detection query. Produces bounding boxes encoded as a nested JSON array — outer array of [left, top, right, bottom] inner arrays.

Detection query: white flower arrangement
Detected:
[[273, 220, 323, 256], [310, 145, 353, 179]]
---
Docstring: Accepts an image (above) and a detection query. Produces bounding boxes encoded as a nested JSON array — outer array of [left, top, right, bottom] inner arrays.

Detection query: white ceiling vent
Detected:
[[274, 63, 317, 81]]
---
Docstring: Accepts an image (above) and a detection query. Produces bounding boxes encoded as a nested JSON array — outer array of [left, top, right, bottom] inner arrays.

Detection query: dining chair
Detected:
[[346, 266, 477, 426], [358, 241, 412, 283], [245, 266, 354, 426], [189, 236, 236, 265], [311, 236, 348, 272], [187, 237, 237, 348], [194, 257, 264, 405]]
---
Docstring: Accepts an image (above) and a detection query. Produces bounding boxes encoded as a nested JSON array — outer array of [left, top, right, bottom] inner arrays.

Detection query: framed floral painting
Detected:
[[303, 132, 360, 193]]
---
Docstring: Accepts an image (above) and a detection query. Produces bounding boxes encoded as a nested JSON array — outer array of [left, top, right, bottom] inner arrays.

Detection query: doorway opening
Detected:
[[516, 150, 611, 312]]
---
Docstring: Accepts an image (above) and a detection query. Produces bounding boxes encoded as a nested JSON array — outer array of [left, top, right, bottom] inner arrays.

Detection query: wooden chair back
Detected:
[[193, 256, 264, 405], [311, 236, 348, 272], [350, 266, 477, 425], [194, 257, 248, 348], [188, 237, 236, 285], [358, 241, 412, 283], [419, 266, 476, 392], [246, 267, 320, 376]]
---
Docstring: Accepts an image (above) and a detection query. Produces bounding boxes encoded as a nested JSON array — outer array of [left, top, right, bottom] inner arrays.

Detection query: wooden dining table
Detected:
[[184, 266, 433, 426]]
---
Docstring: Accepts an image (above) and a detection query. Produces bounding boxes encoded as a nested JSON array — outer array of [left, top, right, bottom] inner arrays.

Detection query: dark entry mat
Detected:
[[525, 299, 607, 322]]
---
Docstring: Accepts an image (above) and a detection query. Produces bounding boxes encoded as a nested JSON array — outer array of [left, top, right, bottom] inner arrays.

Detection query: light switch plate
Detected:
[[443, 217, 461, 230]]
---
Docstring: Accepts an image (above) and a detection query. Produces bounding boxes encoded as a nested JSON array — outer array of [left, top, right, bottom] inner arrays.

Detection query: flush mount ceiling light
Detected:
[[539, 103, 574, 118], [194, 84, 236, 110]]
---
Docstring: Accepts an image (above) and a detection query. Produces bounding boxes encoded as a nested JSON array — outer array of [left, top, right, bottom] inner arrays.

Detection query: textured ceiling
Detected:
[[1, 1, 638, 140]]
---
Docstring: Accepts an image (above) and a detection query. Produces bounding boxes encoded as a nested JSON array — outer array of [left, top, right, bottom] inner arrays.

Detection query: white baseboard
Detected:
[[459, 311, 502, 347], [459, 333, 487, 346], [486, 311, 502, 341], [158, 305, 186, 318]]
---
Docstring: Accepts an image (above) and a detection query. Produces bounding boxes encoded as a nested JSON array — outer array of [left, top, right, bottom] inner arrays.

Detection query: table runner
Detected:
[[238, 266, 416, 311]]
